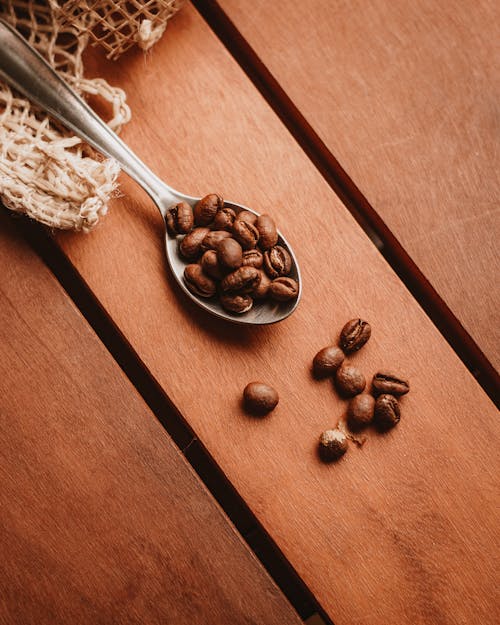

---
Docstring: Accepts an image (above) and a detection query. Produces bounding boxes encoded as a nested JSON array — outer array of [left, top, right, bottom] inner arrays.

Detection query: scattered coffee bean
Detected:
[[166, 201, 194, 235], [242, 249, 264, 269], [318, 429, 348, 462], [243, 382, 279, 415], [221, 266, 260, 293], [252, 270, 271, 299], [312, 346, 345, 378], [340, 319, 371, 353], [256, 214, 278, 250], [221, 293, 253, 314], [183, 264, 216, 298], [217, 237, 243, 270], [269, 277, 299, 301], [374, 394, 401, 430], [347, 393, 375, 430], [200, 249, 225, 280], [335, 364, 366, 397], [201, 230, 232, 252], [372, 372, 409, 396], [236, 210, 258, 225], [179, 227, 210, 260], [263, 245, 292, 279], [232, 219, 260, 250], [194, 193, 223, 226], [212, 207, 236, 231]]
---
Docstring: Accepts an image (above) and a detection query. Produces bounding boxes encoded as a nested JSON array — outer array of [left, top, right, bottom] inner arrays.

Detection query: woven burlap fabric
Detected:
[[0, 0, 182, 232]]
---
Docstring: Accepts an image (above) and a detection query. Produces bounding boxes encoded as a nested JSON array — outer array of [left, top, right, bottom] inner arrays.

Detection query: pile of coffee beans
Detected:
[[315, 318, 410, 461], [166, 194, 299, 314]]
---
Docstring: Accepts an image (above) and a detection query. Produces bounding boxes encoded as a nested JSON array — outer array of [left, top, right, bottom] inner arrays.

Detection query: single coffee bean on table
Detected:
[[221, 293, 253, 314], [194, 193, 223, 226], [339, 318, 371, 353], [312, 346, 345, 378], [183, 264, 216, 298], [256, 214, 278, 250], [243, 382, 279, 415], [318, 429, 348, 462], [217, 237, 243, 270], [166, 201, 194, 235], [374, 394, 401, 430], [335, 364, 366, 397], [179, 227, 210, 260], [347, 393, 375, 430], [372, 372, 410, 396]]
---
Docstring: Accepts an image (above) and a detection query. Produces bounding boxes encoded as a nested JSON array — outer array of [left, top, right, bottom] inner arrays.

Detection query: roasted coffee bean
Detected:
[[179, 227, 210, 260], [374, 394, 401, 430], [263, 245, 292, 278], [243, 382, 279, 415], [256, 214, 278, 250], [221, 266, 260, 293], [221, 293, 253, 314], [312, 346, 345, 378], [201, 250, 225, 280], [269, 277, 299, 301], [232, 219, 260, 249], [236, 210, 258, 225], [339, 319, 371, 353], [217, 237, 243, 270], [347, 393, 375, 430], [166, 201, 194, 235], [200, 230, 231, 252], [372, 372, 409, 396], [242, 249, 264, 269], [318, 429, 348, 462], [335, 364, 366, 397], [252, 270, 271, 299], [212, 207, 236, 231], [193, 193, 223, 226], [183, 264, 216, 298]]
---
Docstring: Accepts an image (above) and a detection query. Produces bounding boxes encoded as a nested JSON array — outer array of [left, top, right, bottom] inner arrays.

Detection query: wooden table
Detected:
[[1, 2, 498, 624]]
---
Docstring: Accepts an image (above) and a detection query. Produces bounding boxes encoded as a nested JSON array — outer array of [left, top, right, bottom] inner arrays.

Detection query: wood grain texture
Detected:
[[0, 213, 302, 625], [52, 4, 500, 625], [219, 0, 500, 369]]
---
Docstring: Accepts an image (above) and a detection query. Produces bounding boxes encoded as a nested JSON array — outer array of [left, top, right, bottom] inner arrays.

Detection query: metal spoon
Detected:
[[0, 19, 301, 325]]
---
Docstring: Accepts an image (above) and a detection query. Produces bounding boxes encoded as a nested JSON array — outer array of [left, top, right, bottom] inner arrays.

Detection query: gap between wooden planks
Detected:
[[49, 4, 500, 625], [0, 212, 302, 625], [217, 0, 500, 371]]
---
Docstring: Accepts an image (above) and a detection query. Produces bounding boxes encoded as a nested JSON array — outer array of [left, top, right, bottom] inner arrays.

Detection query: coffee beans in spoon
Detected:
[[168, 194, 299, 315]]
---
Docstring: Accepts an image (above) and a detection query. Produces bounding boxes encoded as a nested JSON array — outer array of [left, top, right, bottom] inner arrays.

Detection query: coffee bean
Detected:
[[372, 372, 409, 396], [217, 237, 243, 270], [194, 193, 223, 226], [179, 227, 210, 260], [340, 319, 371, 353], [347, 394, 375, 430], [221, 266, 260, 293], [232, 220, 260, 250], [335, 364, 366, 397], [212, 207, 236, 231], [263, 245, 292, 278], [236, 210, 258, 225], [374, 394, 400, 430], [256, 214, 278, 250], [183, 264, 216, 298], [200, 230, 232, 252], [318, 429, 348, 462], [269, 277, 299, 302], [252, 270, 271, 299], [166, 201, 194, 235], [312, 346, 345, 378], [242, 249, 264, 269], [221, 293, 253, 314], [243, 382, 279, 415], [201, 250, 225, 280]]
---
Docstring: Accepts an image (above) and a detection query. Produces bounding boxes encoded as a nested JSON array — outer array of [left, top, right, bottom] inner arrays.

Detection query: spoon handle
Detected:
[[0, 19, 174, 206]]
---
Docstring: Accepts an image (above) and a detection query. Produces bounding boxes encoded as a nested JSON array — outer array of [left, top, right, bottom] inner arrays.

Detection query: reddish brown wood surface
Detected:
[[51, 4, 500, 625], [219, 0, 500, 369], [0, 213, 302, 625]]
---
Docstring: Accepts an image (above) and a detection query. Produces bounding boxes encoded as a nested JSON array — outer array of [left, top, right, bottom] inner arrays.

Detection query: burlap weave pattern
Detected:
[[0, 0, 181, 232]]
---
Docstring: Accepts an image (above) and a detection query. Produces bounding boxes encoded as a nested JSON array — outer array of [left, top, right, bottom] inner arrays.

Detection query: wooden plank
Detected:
[[0, 212, 302, 625], [53, 4, 500, 625], [218, 0, 500, 369]]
